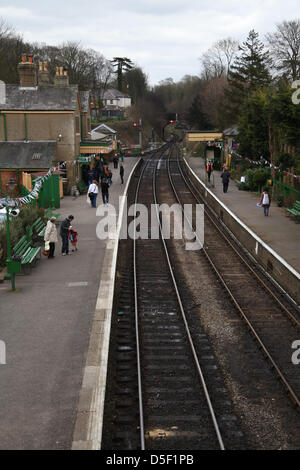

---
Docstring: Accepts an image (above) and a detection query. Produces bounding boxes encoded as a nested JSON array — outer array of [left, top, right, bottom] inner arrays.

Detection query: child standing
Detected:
[[69, 228, 78, 252]]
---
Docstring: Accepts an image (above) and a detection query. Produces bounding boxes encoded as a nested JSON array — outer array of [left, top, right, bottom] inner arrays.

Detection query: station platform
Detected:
[[187, 157, 300, 274], [0, 157, 139, 450]]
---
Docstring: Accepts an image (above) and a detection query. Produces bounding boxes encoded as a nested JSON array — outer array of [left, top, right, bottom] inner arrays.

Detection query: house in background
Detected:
[[100, 88, 131, 120]]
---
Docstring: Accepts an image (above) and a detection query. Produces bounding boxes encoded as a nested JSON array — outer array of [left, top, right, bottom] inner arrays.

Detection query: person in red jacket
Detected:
[[69, 228, 78, 252]]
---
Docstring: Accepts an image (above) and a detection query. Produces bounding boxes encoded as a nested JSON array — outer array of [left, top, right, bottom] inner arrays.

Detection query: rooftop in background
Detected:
[[102, 88, 130, 100], [92, 124, 117, 134], [223, 125, 239, 136], [0, 85, 79, 111]]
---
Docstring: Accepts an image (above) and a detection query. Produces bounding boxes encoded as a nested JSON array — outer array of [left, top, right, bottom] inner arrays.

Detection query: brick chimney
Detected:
[[38, 61, 50, 85], [18, 53, 37, 88], [54, 66, 69, 86]]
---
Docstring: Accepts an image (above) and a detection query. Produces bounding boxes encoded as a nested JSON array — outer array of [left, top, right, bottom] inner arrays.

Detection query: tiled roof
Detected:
[[0, 141, 56, 169], [102, 88, 130, 99], [0, 85, 79, 111]]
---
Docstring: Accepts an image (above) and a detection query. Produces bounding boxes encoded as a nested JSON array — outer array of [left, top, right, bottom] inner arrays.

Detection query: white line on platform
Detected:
[[72, 158, 141, 451], [68, 282, 89, 287]]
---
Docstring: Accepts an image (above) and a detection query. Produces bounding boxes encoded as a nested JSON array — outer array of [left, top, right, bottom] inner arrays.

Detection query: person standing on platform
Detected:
[[88, 180, 99, 208], [120, 163, 124, 184], [101, 178, 110, 204], [60, 215, 74, 256], [44, 217, 58, 259], [221, 169, 230, 193], [206, 161, 213, 182], [260, 188, 271, 216], [113, 155, 119, 169]]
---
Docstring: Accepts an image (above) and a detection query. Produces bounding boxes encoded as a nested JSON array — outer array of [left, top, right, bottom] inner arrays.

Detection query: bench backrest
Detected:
[[13, 237, 30, 255]]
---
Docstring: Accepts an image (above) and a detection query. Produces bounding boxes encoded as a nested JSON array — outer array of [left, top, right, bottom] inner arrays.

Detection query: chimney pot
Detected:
[[18, 53, 37, 88]]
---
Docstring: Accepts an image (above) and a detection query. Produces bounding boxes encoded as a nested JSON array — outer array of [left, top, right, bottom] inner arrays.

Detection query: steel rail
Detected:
[[178, 149, 300, 330], [169, 146, 300, 410], [133, 145, 171, 450], [153, 147, 226, 450]]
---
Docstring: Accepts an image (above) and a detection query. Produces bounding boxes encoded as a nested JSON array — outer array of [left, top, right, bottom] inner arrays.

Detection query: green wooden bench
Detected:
[[12, 228, 41, 273], [31, 217, 46, 237], [287, 200, 300, 221]]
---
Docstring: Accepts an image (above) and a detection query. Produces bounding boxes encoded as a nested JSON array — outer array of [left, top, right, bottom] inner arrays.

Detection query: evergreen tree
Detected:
[[238, 89, 270, 160], [111, 57, 133, 92], [226, 30, 272, 120], [187, 95, 211, 130]]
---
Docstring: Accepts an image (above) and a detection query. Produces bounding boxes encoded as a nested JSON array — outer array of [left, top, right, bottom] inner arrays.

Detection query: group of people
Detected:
[[87, 159, 125, 208], [205, 160, 272, 216], [205, 160, 231, 194], [44, 215, 77, 258]]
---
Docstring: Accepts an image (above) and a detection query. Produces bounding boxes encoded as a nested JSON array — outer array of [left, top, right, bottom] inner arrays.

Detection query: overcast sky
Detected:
[[1, 1, 300, 85]]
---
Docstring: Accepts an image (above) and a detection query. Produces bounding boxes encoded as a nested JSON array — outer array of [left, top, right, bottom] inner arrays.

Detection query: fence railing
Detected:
[[273, 180, 300, 206]]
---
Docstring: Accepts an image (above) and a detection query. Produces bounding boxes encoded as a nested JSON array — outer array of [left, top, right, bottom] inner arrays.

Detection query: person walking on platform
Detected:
[[206, 161, 213, 183], [221, 169, 230, 193], [44, 217, 58, 259], [60, 215, 74, 256], [88, 180, 99, 208], [120, 163, 124, 184], [260, 188, 271, 216], [101, 178, 110, 204]]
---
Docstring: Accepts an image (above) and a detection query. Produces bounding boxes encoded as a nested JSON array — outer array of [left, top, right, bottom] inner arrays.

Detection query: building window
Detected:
[[87, 118, 91, 132], [110, 100, 113, 104]]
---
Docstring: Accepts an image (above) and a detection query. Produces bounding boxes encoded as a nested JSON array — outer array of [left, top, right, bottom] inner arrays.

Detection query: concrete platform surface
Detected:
[[187, 157, 300, 274], [0, 157, 138, 450]]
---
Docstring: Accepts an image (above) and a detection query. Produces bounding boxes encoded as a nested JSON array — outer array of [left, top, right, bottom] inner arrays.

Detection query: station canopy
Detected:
[[186, 131, 223, 142]]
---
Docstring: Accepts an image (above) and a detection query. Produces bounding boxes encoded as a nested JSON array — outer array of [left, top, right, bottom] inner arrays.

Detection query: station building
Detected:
[[0, 54, 92, 193]]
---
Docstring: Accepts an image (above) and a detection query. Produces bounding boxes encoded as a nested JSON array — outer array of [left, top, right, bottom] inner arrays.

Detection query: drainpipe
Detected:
[[0, 112, 7, 141], [24, 113, 28, 141]]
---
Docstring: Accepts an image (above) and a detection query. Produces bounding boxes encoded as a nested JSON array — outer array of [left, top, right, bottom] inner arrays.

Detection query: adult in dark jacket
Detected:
[[101, 178, 109, 204], [60, 215, 74, 255], [120, 163, 124, 184], [221, 170, 230, 193]]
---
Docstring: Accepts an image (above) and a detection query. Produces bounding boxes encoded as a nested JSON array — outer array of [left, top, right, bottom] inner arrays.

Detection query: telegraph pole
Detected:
[[139, 118, 142, 149]]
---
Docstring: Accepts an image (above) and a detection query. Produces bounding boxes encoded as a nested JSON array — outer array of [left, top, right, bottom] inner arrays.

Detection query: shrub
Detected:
[[245, 168, 270, 191], [0, 205, 44, 267]]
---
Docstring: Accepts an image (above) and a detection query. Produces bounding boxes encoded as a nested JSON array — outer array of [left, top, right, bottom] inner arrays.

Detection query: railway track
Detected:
[[102, 145, 247, 450], [102, 142, 299, 450], [167, 145, 300, 410]]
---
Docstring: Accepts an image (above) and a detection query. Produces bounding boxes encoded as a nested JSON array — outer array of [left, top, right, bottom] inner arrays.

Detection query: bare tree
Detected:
[[200, 38, 239, 80], [266, 19, 300, 81]]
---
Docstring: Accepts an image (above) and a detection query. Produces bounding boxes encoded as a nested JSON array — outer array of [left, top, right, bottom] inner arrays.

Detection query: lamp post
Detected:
[[5, 178, 17, 291]]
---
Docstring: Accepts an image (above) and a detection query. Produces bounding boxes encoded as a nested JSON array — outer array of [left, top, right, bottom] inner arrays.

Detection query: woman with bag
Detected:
[[88, 180, 99, 208], [44, 217, 58, 258], [260, 188, 271, 216]]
